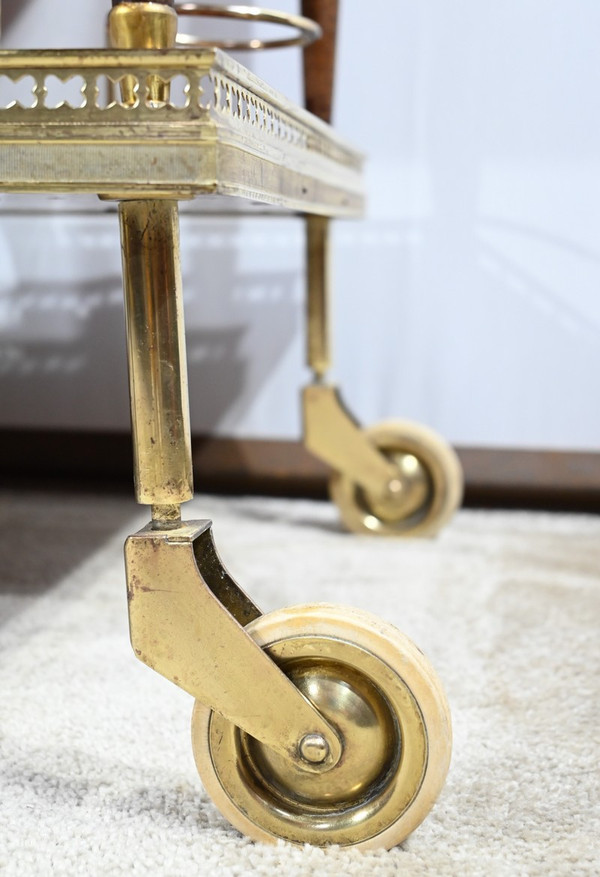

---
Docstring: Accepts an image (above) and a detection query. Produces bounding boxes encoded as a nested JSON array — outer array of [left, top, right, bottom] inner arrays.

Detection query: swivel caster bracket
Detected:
[[125, 519, 343, 768], [304, 383, 411, 502]]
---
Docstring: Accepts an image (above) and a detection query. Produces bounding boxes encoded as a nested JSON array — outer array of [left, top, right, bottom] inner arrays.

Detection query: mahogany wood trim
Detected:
[[302, 0, 338, 122]]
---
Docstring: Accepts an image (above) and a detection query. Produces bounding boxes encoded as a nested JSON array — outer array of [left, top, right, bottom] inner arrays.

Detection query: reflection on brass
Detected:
[[306, 215, 331, 378], [125, 520, 342, 765], [302, 384, 462, 536], [330, 419, 465, 537], [363, 452, 431, 523], [113, 0, 191, 524], [109, 1, 178, 51], [191, 604, 449, 848], [298, 733, 329, 764], [108, 1, 178, 104], [120, 200, 193, 512], [239, 649, 402, 810], [175, 4, 322, 50]]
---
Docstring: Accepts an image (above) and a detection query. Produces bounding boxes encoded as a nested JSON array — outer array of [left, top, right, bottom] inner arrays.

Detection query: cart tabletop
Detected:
[[0, 48, 364, 217]]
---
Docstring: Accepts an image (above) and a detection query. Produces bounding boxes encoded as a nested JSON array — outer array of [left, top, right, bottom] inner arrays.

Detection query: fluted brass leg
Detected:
[[110, 0, 190, 526], [119, 199, 193, 524]]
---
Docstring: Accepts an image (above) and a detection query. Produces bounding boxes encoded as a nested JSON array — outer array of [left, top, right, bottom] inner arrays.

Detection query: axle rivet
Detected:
[[299, 734, 329, 764]]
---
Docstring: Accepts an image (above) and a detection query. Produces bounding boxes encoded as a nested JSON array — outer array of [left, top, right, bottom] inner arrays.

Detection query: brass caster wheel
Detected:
[[329, 420, 463, 537], [191, 604, 451, 849]]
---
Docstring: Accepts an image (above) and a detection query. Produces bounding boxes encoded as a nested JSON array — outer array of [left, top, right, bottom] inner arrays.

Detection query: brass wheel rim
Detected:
[[192, 604, 452, 849]]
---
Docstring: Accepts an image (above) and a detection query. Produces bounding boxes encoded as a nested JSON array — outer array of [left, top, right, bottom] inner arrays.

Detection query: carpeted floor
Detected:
[[0, 489, 599, 876]]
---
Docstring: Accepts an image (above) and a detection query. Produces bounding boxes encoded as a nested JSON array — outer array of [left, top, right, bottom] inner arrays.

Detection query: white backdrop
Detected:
[[0, 0, 599, 450]]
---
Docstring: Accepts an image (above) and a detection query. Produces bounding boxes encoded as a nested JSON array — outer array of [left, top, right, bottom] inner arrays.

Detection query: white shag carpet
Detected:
[[0, 490, 599, 876]]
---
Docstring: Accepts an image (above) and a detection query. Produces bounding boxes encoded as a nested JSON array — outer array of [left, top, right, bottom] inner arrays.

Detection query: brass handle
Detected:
[[174, 3, 322, 50]]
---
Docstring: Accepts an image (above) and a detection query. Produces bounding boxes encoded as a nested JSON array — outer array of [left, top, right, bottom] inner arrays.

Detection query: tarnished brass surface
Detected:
[[0, 49, 363, 212], [125, 521, 342, 765], [192, 604, 452, 848], [303, 384, 401, 494], [306, 215, 331, 377], [120, 200, 194, 510], [151, 503, 183, 528]]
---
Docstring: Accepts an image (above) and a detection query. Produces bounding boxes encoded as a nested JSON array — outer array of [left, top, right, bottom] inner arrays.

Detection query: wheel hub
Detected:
[[298, 733, 329, 764], [328, 419, 464, 536], [362, 452, 432, 526], [244, 658, 396, 806]]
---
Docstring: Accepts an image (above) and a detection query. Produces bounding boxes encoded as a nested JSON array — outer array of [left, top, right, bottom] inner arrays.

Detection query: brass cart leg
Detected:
[[111, 0, 343, 767], [119, 199, 193, 528], [117, 193, 344, 764], [301, 2, 463, 537], [108, 0, 452, 849], [116, 195, 452, 848], [303, 215, 463, 537]]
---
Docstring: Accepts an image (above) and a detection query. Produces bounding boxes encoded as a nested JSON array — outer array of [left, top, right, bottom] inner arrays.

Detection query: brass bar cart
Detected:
[[0, 1, 457, 849]]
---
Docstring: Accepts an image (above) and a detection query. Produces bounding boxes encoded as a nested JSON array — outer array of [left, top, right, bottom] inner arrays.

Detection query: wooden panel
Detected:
[[0, 429, 599, 511], [456, 447, 600, 510]]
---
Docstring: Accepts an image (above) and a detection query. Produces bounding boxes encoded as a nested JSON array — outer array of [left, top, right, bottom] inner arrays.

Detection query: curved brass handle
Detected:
[[174, 3, 322, 50]]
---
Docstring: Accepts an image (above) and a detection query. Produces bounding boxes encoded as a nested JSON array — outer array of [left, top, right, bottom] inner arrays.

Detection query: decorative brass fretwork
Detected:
[[0, 49, 363, 211]]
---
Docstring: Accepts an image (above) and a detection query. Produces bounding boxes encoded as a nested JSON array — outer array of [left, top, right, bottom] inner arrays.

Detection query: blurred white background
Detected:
[[0, 0, 599, 449]]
